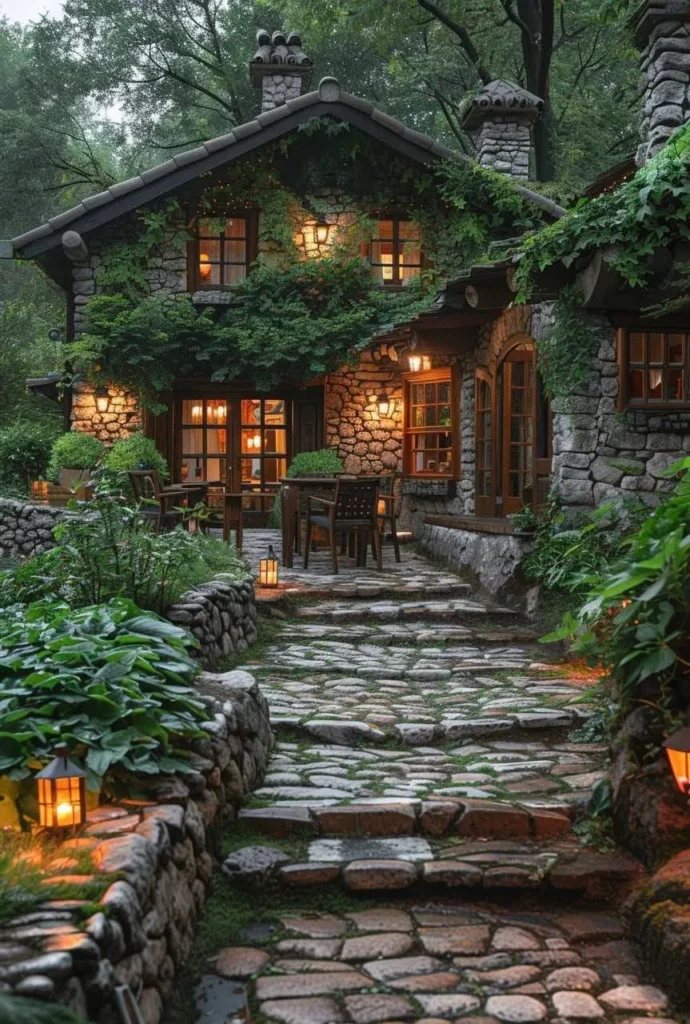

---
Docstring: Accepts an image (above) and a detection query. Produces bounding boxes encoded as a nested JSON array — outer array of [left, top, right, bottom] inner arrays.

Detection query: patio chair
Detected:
[[127, 470, 194, 533], [375, 471, 402, 563], [304, 478, 382, 574]]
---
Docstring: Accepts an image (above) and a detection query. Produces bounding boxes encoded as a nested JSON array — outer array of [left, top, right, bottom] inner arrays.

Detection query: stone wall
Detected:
[[474, 118, 531, 180], [71, 383, 142, 442], [418, 522, 533, 597], [635, 0, 690, 166], [0, 497, 67, 559], [167, 576, 258, 670], [3, 669, 272, 1024], [261, 73, 303, 111]]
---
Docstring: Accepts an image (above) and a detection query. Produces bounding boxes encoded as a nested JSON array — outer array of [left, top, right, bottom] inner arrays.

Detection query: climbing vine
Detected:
[[536, 286, 603, 399], [98, 199, 187, 299]]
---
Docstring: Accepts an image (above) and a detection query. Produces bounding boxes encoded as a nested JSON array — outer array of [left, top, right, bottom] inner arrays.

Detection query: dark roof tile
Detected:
[[256, 103, 294, 127], [233, 120, 261, 141], [401, 127, 435, 151], [108, 176, 146, 199], [285, 90, 319, 112], [371, 108, 405, 135], [173, 146, 209, 168], [82, 190, 114, 211], [11, 223, 53, 249], [204, 131, 237, 154], [48, 205, 87, 231], [141, 159, 178, 184], [339, 91, 374, 116]]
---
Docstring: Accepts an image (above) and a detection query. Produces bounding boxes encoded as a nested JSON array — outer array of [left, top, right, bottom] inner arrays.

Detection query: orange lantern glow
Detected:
[[199, 253, 212, 280], [259, 545, 279, 588], [95, 387, 110, 413], [316, 222, 330, 245], [36, 745, 87, 831], [664, 728, 690, 794]]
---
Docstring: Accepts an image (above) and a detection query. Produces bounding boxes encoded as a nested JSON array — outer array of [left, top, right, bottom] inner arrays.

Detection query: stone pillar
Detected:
[[461, 80, 543, 180], [250, 30, 313, 114], [632, 0, 690, 165]]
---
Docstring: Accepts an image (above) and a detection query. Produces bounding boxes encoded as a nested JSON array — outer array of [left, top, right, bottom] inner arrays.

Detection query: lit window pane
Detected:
[[648, 369, 663, 399], [182, 428, 203, 454], [183, 400, 205, 424], [629, 333, 645, 363], [399, 221, 420, 240], [669, 335, 684, 363], [629, 368, 644, 398], [400, 241, 421, 265], [224, 263, 246, 284], [241, 458, 261, 486], [265, 399, 286, 425], [225, 239, 246, 264], [263, 458, 287, 484], [668, 367, 684, 400], [242, 399, 261, 425], [649, 334, 664, 362], [225, 218, 246, 238], [181, 457, 204, 481], [376, 220, 394, 239]]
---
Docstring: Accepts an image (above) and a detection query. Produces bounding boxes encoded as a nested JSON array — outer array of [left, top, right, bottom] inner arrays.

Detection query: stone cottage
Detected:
[[4, 1, 690, 585]]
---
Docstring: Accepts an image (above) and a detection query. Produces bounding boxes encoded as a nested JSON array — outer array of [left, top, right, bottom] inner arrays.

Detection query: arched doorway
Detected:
[[475, 339, 551, 517]]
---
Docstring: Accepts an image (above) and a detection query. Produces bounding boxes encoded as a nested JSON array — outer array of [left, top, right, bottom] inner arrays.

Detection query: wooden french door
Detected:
[[501, 348, 536, 516]]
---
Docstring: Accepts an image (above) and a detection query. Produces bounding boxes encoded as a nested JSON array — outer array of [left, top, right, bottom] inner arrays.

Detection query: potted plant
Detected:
[[104, 432, 168, 479], [47, 432, 105, 491]]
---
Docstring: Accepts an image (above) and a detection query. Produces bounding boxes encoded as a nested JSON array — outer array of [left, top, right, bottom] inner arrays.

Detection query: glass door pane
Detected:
[[180, 398, 230, 483], [501, 355, 535, 514]]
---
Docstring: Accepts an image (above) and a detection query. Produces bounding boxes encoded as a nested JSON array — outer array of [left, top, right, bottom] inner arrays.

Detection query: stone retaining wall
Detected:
[[0, 497, 68, 560], [3, 668, 272, 1024], [418, 522, 533, 597], [166, 576, 258, 670]]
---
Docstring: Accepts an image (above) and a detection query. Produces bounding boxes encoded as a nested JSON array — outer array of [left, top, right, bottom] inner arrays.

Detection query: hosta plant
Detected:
[[0, 599, 207, 790]]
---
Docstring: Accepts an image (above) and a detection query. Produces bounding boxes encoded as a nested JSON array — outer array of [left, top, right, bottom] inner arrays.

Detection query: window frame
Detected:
[[618, 327, 690, 410], [188, 211, 258, 292], [403, 366, 460, 479], [366, 216, 423, 288], [475, 369, 495, 517]]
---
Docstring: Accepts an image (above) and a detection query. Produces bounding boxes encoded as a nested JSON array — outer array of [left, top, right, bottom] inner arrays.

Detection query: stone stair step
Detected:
[[277, 623, 541, 644], [294, 597, 522, 624]]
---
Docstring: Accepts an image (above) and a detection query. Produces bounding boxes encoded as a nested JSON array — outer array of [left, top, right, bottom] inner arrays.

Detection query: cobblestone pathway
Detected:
[[197, 532, 678, 1024]]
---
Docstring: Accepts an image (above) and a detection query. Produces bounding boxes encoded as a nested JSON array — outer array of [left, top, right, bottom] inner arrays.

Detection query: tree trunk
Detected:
[[517, 0, 556, 181]]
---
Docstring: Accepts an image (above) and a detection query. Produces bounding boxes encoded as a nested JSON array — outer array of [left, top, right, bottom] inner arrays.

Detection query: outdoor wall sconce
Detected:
[[95, 388, 110, 414], [36, 744, 87, 831], [664, 727, 690, 794], [316, 222, 330, 245], [377, 392, 394, 417], [199, 253, 212, 279], [408, 354, 422, 373], [259, 545, 279, 587]]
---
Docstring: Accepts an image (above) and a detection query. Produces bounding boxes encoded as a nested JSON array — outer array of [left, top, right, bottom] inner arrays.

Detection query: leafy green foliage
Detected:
[[516, 124, 690, 300], [47, 432, 105, 478], [524, 499, 645, 593], [286, 449, 344, 477], [0, 493, 245, 614], [544, 459, 690, 714], [0, 993, 87, 1024], [71, 259, 431, 402], [104, 431, 168, 478], [0, 420, 62, 496], [0, 598, 207, 787], [535, 286, 603, 398]]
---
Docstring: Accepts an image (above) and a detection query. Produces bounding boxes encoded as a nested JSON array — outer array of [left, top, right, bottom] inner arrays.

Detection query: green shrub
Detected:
[[104, 431, 168, 479], [0, 598, 207, 789], [47, 432, 105, 478], [286, 449, 344, 477], [0, 493, 246, 614], [0, 993, 86, 1024], [0, 420, 62, 496], [545, 458, 690, 715]]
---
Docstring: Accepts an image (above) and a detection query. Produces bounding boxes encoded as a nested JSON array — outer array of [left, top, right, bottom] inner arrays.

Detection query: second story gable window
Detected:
[[368, 219, 422, 287], [191, 215, 257, 291]]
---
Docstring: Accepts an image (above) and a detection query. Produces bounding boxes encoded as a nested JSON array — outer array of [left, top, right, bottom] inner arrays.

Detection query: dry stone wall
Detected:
[[635, 1, 690, 165], [475, 118, 531, 179], [0, 498, 68, 559], [2, 669, 272, 1024]]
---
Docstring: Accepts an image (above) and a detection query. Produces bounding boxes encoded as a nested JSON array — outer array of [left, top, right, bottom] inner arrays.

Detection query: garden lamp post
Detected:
[[36, 745, 87, 832], [663, 727, 690, 794], [259, 545, 280, 588]]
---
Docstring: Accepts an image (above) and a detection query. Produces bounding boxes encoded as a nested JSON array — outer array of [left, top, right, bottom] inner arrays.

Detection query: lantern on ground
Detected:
[[664, 728, 690, 794], [36, 745, 87, 831], [259, 545, 279, 588], [95, 387, 110, 414], [408, 354, 422, 373]]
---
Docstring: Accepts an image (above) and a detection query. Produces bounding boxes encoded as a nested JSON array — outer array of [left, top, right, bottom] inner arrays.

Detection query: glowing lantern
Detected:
[[36, 745, 87, 831], [259, 545, 279, 588], [316, 222, 330, 245], [408, 354, 422, 373], [199, 253, 212, 280], [377, 392, 393, 417], [95, 387, 110, 413], [664, 727, 690, 794]]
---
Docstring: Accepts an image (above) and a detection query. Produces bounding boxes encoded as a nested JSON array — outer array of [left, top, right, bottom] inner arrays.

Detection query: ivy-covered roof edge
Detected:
[[8, 77, 566, 268]]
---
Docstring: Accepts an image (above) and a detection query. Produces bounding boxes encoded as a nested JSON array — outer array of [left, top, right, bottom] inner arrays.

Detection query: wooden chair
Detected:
[[223, 491, 276, 551], [376, 472, 402, 563], [127, 470, 190, 533], [304, 478, 382, 574]]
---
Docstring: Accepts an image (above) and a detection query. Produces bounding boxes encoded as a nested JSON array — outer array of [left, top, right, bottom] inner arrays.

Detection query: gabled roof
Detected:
[[10, 77, 565, 269]]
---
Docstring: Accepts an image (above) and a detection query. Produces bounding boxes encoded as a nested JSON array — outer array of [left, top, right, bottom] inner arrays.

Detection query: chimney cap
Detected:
[[251, 27, 313, 87], [629, 0, 690, 46], [462, 79, 544, 132]]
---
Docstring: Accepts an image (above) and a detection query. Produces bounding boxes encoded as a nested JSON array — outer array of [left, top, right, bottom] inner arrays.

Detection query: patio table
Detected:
[[279, 476, 382, 568]]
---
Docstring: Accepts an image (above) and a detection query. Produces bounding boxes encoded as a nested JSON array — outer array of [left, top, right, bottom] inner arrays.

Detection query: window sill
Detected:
[[625, 401, 690, 411]]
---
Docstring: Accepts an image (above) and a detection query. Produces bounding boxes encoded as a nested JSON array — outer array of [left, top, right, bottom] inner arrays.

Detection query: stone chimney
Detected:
[[461, 80, 543, 180], [632, 0, 690, 165], [250, 30, 313, 113]]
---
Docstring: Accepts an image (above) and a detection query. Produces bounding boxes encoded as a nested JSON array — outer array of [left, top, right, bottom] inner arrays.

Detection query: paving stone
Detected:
[[341, 932, 415, 961], [422, 860, 483, 887], [363, 955, 445, 982], [273, 960, 357, 974], [237, 807, 317, 837], [344, 994, 416, 1022], [215, 947, 269, 978], [280, 916, 346, 938], [345, 909, 412, 932], [419, 802, 460, 836], [303, 721, 386, 744], [552, 991, 605, 1018], [260, 996, 344, 1023], [492, 928, 541, 951], [544, 968, 600, 991], [464, 965, 542, 989], [275, 939, 343, 959], [221, 846, 290, 885], [388, 971, 460, 992], [456, 801, 531, 840], [485, 995, 548, 1021], [343, 859, 418, 890], [418, 925, 490, 956], [310, 837, 432, 863], [314, 805, 416, 836], [255, 971, 371, 999], [279, 864, 341, 886], [416, 994, 482, 1016], [599, 986, 669, 1012], [556, 912, 625, 942]]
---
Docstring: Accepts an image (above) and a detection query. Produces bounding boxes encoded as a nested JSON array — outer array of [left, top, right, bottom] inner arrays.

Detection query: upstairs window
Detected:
[[404, 368, 456, 477], [621, 329, 690, 407], [368, 219, 422, 287], [191, 215, 256, 290]]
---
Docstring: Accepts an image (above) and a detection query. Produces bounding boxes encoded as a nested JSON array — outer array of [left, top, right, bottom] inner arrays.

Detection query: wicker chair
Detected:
[[304, 478, 381, 574]]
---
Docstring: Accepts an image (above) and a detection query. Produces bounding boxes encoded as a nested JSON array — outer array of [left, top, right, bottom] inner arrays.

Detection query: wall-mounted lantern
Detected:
[[316, 222, 330, 245], [664, 727, 690, 794], [36, 745, 87, 831], [408, 354, 422, 373], [95, 387, 110, 414], [377, 392, 394, 418], [259, 545, 279, 588]]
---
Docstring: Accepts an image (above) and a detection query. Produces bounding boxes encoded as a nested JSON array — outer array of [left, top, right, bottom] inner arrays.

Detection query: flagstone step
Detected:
[[293, 597, 522, 624], [277, 621, 541, 644]]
